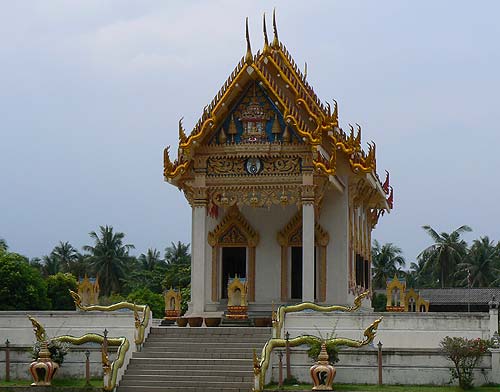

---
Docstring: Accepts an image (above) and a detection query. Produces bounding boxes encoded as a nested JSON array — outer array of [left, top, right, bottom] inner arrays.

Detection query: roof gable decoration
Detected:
[[163, 11, 392, 210], [210, 82, 302, 145]]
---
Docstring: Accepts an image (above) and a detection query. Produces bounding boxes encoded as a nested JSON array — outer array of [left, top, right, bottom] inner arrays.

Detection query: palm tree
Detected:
[[408, 255, 438, 288], [419, 225, 471, 288], [43, 255, 61, 276], [138, 248, 162, 271], [0, 238, 7, 253], [51, 241, 80, 273], [371, 240, 406, 289], [165, 242, 190, 265], [457, 236, 500, 287], [83, 225, 135, 296]]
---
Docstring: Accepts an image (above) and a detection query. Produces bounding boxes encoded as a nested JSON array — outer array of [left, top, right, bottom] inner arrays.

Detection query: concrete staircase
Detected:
[[117, 326, 272, 392]]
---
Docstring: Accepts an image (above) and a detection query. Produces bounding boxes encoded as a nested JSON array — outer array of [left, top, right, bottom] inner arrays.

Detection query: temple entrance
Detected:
[[221, 247, 246, 299], [291, 246, 318, 301]]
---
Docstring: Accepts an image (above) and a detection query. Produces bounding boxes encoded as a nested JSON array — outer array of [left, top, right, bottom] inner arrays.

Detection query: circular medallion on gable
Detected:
[[245, 157, 263, 175]]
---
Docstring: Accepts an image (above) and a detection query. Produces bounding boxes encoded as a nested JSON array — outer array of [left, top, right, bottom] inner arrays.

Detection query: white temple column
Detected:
[[189, 203, 207, 315], [302, 202, 315, 302]]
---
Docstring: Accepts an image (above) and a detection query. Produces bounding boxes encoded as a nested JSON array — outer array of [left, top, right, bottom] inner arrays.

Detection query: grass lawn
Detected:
[[0, 379, 102, 387], [265, 384, 500, 391]]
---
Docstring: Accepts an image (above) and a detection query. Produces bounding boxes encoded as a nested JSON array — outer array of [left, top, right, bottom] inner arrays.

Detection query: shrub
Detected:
[[306, 339, 339, 364], [32, 340, 69, 365], [440, 336, 491, 389]]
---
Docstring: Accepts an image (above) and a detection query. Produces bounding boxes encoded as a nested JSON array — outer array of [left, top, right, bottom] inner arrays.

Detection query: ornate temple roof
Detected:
[[163, 12, 393, 213]]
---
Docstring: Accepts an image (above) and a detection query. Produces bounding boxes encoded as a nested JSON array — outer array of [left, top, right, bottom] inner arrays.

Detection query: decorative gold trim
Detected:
[[27, 316, 129, 392], [69, 290, 150, 346], [254, 292, 379, 391], [208, 206, 259, 247], [274, 291, 369, 339]]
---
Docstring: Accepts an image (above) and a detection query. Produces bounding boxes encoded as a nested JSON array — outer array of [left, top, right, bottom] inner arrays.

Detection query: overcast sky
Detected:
[[1, 1, 499, 265]]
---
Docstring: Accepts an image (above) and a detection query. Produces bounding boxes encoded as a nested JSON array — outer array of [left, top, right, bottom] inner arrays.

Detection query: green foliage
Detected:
[[440, 336, 491, 389], [420, 225, 471, 288], [83, 225, 135, 296], [306, 340, 340, 364], [127, 288, 164, 318], [372, 292, 387, 312], [165, 241, 190, 265], [46, 272, 78, 310], [32, 340, 69, 365], [180, 286, 190, 315], [371, 240, 405, 289], [0, 251, 49, 310], [122, 263, 168, 295], [99, 293, 125, 305]]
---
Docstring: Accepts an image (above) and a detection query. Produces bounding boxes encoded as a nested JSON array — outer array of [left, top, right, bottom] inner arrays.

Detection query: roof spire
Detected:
[[245, 17, 253, 64], [263, 13, 270, 55], [304, 62, 308, 79], [272, 9, 279, 49]]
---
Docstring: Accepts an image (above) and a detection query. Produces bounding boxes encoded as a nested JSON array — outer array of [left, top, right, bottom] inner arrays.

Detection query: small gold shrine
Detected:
[[227, 276, 248, 319], [78, 275, 100, 306], [386, 275, 429, 312], [164, 287, 182, 319]]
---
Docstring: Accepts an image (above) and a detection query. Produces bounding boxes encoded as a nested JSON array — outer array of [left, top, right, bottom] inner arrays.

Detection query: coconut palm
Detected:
[[457, 236, 500, 287], [51, 241, 80, 273], [419, 225, 471, 288], [42, 255, 61, 276], [165, 241, 190, 265], [0, 238, 7, 253], [83, 225, 135, 296], [371, 240, 406, 289], [138, 248, 162, 271]]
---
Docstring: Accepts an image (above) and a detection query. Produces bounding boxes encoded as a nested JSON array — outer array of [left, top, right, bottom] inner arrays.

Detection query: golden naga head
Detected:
[[69, 290, 83, 309], [27, 315, 47, 343]]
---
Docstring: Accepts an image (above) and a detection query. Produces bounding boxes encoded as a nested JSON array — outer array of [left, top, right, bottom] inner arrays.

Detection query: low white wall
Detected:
[[0, 311, 143, 384], [271, 347, 493, 386], [283, 311, 491, 349]]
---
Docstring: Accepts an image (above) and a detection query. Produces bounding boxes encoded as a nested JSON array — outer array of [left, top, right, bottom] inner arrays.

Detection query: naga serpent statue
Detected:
[[69, 290, 151, 346]]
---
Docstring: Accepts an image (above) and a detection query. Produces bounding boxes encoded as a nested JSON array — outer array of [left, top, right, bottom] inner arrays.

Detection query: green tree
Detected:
[[83, 225, 135, 296], [371, 240, 405, 289], [419, 225, 471, 288], [0, 238, 8, 254], [138, 248, 162, 271], [127, 288, 164, 318], [47, 272, 78, 310], [42, 254, 61, 276], [165, 241, 190, 265], [50, 241, 80, 273], [0, 251, 49, 310], [456, 236, 500, 287], [372, 292, 387, 312]]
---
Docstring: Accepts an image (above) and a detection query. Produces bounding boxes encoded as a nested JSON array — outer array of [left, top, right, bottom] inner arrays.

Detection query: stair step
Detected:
[[116, 326, 268, 392]]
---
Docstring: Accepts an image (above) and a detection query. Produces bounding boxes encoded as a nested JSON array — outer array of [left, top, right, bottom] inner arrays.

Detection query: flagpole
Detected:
[[467, 269, 471, 313]]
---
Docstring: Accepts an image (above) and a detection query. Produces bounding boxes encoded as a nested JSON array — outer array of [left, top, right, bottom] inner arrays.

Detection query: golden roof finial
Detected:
[[245, 17, 253, 64], [304, 62, 307, 79], [263, 13, 270, 55], [272, 9, 279, 49]]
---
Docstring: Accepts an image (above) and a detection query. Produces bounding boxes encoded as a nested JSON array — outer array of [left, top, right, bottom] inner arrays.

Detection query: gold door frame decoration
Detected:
[[405, 288, 430, 313], [277, 211, 329, 302], [208, 206, 259, 302], [385, 274, 406, 312]]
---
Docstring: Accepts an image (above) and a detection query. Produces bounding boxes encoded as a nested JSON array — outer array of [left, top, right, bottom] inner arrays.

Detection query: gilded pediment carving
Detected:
[[277, 211, 329, 246], [208, 206, 259, 247]]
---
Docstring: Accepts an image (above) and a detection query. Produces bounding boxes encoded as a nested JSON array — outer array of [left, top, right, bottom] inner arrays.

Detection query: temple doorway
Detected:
[[291, 246, 318, 301], [291, 247, 302, 299], [221, 247, 246, 299]]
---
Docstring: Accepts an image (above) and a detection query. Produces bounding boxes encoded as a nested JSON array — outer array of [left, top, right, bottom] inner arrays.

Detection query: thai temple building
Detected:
[[163, 14, 393, 316]]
